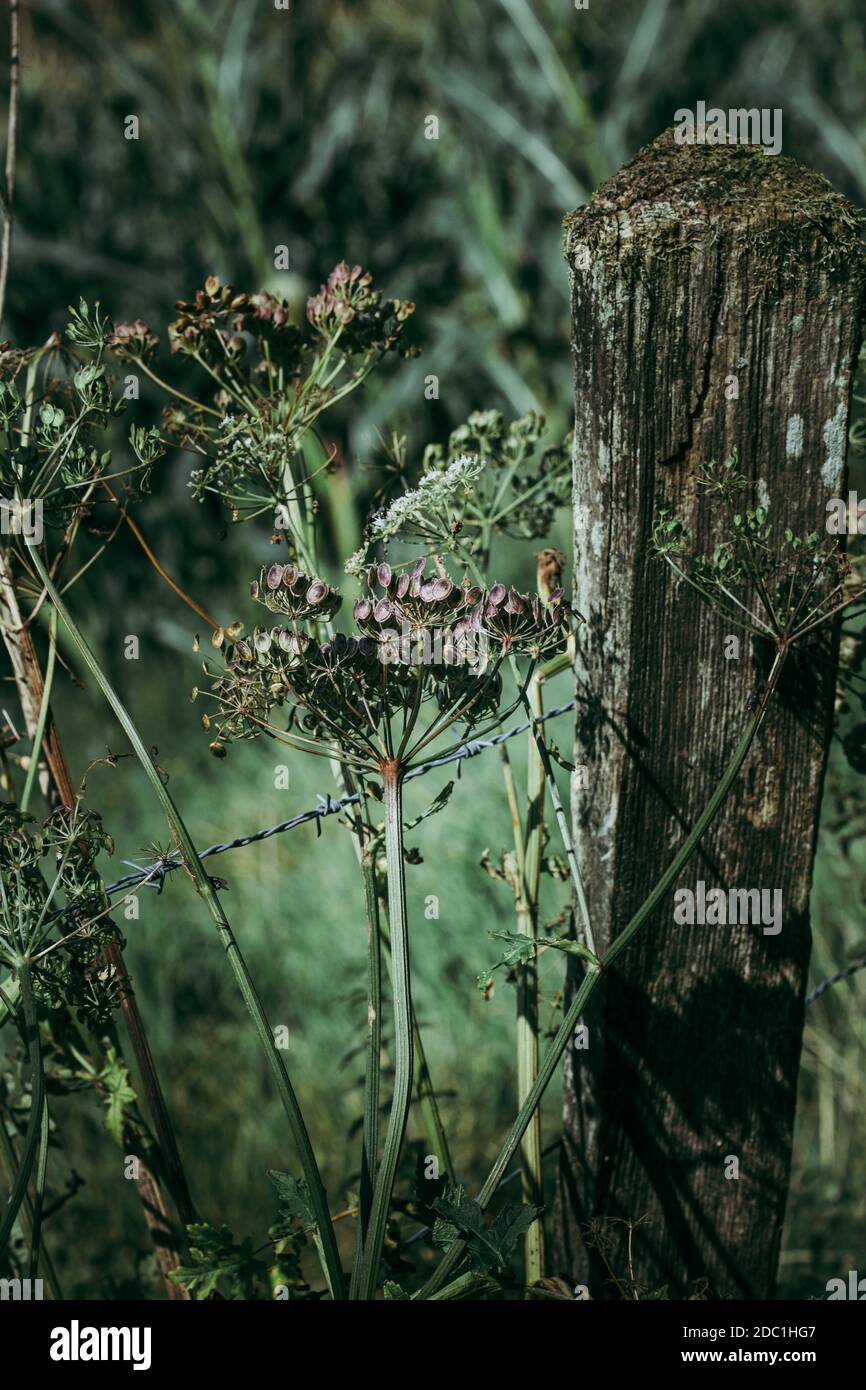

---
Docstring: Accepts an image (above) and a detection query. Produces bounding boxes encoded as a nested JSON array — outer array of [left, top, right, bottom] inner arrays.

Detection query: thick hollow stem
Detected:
[[340, 763, 453, 1293], [348, 849, 453, 1297], [357, 764, 414, 1300], [349, 834, 382, 1300]]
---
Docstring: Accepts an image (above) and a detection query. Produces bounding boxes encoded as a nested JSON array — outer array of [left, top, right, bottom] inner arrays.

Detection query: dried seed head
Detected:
[[374, 597, 394, 623], [305, 579, 330, 606], [251, 565, 342, 621], [431, 577, 453, 602], [204, 554, 572, 766]]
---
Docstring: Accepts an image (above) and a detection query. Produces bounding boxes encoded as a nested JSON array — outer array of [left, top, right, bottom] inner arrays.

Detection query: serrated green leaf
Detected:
[[171, 1222, 266, 1300], [431, 1189, 542, 1273], [97, 1046, 136, 1146], [487, 1201, 540, 1257], [268, 1169, 318, 1236]]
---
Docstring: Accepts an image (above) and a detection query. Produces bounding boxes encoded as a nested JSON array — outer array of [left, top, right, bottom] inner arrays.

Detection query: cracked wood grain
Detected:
[[553, 130, 866, 1298]]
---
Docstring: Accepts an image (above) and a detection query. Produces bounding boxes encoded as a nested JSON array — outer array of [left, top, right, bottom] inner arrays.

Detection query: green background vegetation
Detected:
[[2, 0, 864, 1296]]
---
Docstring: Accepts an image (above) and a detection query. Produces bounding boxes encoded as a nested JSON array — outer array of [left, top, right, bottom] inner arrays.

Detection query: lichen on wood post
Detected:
[[555, 129, 866, 1299]]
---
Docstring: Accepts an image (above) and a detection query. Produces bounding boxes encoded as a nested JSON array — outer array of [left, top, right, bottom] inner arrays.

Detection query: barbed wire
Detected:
[[805, 955, 866, 1006], [104, 699, 579, 898], [52, 694, 864, 1006]]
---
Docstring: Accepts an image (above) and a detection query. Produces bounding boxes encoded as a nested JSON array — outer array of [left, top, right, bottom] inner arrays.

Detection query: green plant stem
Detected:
[[428, 1270, 500, 1299], [28, 1091, 49, 1281], [516, 671, 545, 1286], [130, 356, 222, 418], [375, 921, 455, 1192], [416, 651, 785, 1298], [342, 771, 453, 1297], [412, 1010, 454, 1183], [357, 765, 414, 1300], [0, 1115, 61, 1297], [522, 688, 596, 959], [510, 648, 578, 1286], [347, 908, 455, 1296], [377, 910, 455, 1185], [0, 967, 43, 1256], [20, 605, 56, 815], [499, 741, 527, 884], [304, 555, 453, 1281], [349, 825, 383, 1300], [24, 542, 346, 1300], [465, 593, 569, 1287]]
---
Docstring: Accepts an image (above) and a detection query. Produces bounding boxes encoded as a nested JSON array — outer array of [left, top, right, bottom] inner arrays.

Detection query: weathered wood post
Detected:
[[555, 129, 865, 1298]]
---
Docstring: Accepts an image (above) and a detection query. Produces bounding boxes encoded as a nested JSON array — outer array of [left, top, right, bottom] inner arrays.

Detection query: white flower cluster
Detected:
[[344, 453, 485, 577], [370, 453, 484, 541], [344, 546, 369, 579]]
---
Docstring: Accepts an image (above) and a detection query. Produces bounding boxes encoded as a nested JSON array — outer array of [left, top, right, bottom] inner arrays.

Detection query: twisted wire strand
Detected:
[[805, 955, 866, 1006], [104, 699, 578, 897], [39, 695, 863, 1004]]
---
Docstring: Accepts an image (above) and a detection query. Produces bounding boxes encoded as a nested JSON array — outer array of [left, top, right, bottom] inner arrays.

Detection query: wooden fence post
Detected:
[[554, 129, 865, 1298]]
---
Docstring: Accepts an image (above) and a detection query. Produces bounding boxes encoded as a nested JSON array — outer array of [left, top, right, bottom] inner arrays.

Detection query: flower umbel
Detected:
[[199, 557, 572, 771], [651, 452, 866, 647]]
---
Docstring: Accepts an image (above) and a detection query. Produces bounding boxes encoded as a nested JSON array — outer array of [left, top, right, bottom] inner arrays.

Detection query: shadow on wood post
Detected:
[[554, 128, 866, 1299]]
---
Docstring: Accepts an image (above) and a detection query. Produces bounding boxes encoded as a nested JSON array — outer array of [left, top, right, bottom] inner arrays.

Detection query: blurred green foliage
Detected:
[[1, 0, 864, 1296]]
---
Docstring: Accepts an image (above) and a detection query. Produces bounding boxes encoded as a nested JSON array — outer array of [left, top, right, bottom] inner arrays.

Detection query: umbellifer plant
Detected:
[[6, 237, 861, 1302], [200, 555, 573, 1297], [0, 262, 416, 1300]]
